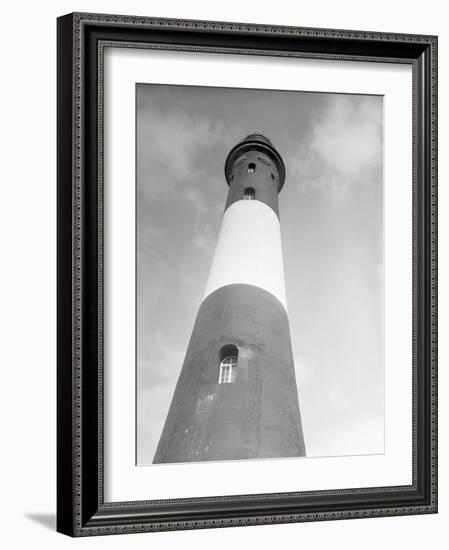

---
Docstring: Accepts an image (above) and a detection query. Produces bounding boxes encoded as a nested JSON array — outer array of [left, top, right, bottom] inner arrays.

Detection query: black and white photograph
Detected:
[[136, 84, 384, 466], [0, 0, 442, 544], [52, 8, 437, 539]]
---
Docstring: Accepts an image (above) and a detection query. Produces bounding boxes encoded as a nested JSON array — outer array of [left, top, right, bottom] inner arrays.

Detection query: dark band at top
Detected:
[[224, 134, 286, 192]]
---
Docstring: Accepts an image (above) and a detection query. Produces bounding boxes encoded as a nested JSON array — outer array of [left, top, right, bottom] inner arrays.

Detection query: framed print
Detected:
[[57, 12, 438, 536]]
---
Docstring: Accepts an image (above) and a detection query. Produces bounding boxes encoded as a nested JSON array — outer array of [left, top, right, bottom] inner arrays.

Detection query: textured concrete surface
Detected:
[[153, 284, 306, 463]]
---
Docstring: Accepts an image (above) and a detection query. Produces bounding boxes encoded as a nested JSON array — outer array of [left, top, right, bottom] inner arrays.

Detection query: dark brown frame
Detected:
[[57, 12, 438, 536]]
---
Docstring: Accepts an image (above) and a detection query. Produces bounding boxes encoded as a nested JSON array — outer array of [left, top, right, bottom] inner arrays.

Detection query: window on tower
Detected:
[[218, 345, 239, 384], [248, 163, 256, 173], [243, 187, 255, 200], [219, 356, 238, 384]]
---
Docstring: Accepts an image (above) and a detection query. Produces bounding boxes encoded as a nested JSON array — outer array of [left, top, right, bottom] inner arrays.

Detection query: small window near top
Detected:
[[218, 345, 239, 384], [243, 187, 255, 200], [248, 163, 256, 173]]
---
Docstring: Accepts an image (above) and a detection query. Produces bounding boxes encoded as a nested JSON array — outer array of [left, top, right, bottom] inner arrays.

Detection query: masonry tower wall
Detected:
[[153, 134, 306, 463]]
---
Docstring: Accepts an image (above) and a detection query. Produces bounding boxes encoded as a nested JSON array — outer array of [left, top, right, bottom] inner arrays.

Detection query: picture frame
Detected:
[[57, 12, 438, 536]]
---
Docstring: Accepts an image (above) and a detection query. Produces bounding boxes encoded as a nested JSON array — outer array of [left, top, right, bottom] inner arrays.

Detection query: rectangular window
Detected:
[[243, 187, 255, 200], [219, 355, 238, 384]]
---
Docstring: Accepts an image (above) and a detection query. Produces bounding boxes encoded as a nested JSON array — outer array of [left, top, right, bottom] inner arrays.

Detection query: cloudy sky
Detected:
[[136, 83, 384, 465]]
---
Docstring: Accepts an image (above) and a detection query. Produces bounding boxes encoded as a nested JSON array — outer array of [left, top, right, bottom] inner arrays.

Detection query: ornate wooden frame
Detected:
[[57, 12, 438, 536]]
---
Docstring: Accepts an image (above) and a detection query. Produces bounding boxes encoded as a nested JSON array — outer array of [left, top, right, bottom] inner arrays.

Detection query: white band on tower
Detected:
[[203, 199, 288, 310]]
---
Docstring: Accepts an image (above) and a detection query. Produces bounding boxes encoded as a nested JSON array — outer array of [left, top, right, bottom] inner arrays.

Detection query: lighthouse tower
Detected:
[[153, 134, 306, 463]]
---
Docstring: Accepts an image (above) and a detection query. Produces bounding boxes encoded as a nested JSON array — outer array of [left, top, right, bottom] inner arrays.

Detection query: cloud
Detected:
[[137, 332, 189, 464], [139, 331, 185, 391], [140, 113, 220, 182], [137, 91, 240, 210], [193, 218, 220, 253], [310, 95, 382, 176], [136, 86, 236, 274], [287, 95, 383, 200], [137, 386, 176, 465]]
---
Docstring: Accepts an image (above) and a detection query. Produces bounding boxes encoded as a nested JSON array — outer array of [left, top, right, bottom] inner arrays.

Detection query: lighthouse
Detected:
[[153, 134, 306, 463]]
